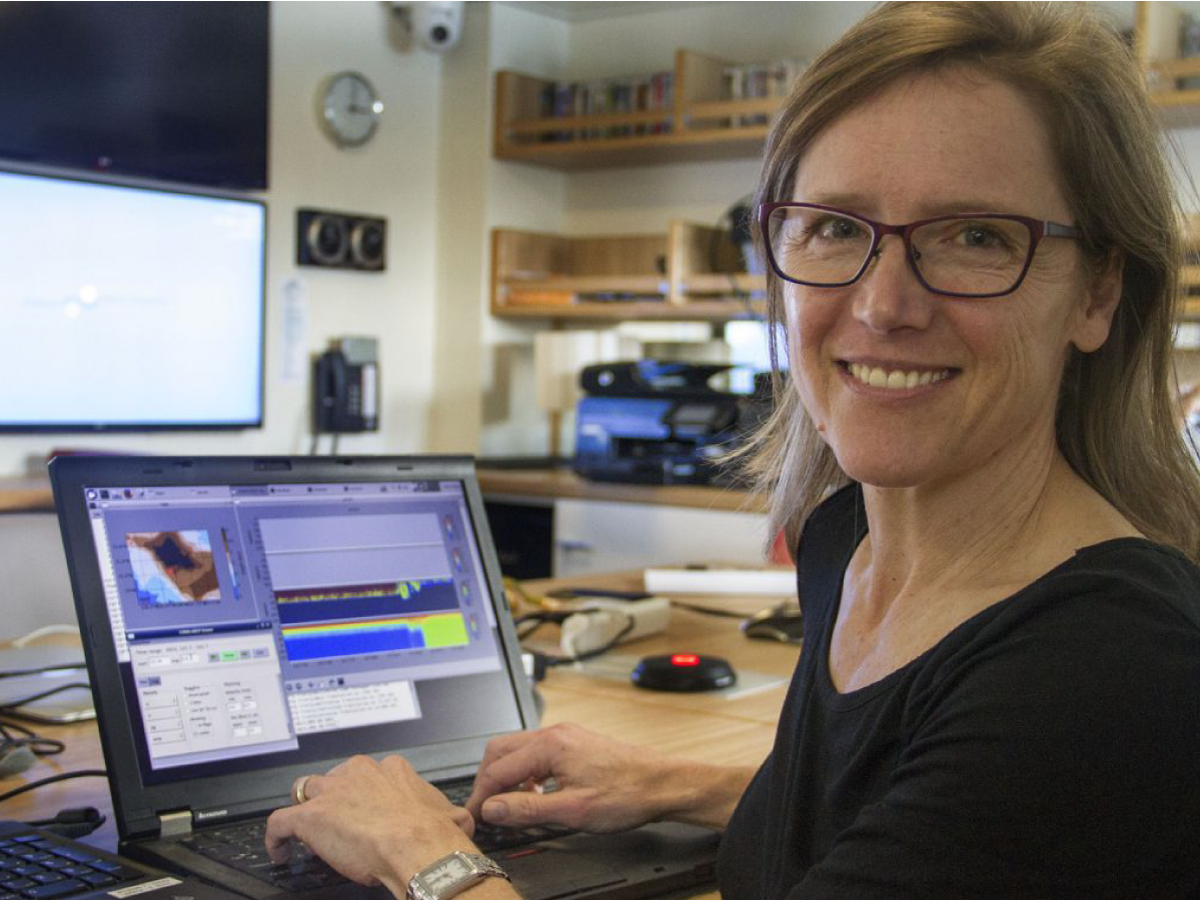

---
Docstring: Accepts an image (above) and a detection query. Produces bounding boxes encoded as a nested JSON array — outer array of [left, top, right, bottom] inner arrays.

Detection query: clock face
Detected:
[[320, 71, 382, 147]]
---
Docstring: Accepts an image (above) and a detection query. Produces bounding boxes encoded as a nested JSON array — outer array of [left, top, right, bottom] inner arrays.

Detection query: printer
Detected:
[[573, 361, 747, 485]]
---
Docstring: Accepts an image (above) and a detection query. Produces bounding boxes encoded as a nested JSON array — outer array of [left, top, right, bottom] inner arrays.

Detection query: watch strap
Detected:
[[406, 850, 509, 900]]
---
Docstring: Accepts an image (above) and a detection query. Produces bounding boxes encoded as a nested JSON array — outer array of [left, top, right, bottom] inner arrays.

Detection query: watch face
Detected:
[[321, 71, 382, 146], [420, 855, 472, 893]]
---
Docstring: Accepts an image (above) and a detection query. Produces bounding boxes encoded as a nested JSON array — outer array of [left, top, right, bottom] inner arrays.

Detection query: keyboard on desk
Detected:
[[179, 781, 578, 892], [0, 826, 146, 900]]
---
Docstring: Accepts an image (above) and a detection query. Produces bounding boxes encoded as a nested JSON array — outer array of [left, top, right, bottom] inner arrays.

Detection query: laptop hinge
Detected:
[[158, 809, 193, 838]]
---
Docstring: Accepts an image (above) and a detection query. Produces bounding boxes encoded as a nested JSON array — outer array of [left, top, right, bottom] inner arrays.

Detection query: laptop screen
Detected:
[[78, 475, 524, 786]]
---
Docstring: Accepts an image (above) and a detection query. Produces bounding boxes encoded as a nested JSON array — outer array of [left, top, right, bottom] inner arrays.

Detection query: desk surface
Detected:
[[478, 469, 764, 514], [0, 572, 795, 898]]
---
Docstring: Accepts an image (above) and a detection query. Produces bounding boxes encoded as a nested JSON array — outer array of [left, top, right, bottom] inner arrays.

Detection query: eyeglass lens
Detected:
[[766, 206, 1033, 296]]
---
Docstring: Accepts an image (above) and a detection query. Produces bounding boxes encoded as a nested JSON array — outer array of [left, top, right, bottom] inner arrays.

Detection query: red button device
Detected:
[[670, 654, 700, 667]]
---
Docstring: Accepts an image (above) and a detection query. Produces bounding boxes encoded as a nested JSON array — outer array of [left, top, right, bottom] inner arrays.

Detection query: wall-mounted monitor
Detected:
[[0, 169, 266, 432], [0, 2, 269, 190]]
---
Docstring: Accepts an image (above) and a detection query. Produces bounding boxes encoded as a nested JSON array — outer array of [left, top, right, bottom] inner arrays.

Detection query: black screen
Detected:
[[0, 2, 269, 189]]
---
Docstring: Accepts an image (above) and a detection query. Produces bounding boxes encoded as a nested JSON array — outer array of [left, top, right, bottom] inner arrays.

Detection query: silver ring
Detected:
[[294, 774, 313, 805]]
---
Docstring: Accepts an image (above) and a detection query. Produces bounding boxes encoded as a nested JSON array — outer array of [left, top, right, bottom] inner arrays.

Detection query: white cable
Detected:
[[10, 625, 81, 648]]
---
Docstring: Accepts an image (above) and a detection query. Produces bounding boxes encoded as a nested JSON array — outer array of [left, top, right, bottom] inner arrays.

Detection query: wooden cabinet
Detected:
[[491, 223, 765, 320], [493, 49, 793, 170]]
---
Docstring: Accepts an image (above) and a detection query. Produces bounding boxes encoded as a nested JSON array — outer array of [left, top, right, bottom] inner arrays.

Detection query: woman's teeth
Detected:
[[846, 362, 951, 390]]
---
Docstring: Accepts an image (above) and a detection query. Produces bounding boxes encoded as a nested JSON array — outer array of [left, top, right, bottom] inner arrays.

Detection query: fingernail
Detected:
[[482, 800, 508, 823]]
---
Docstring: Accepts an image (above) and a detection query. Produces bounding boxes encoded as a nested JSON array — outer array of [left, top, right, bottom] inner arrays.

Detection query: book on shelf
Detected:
[[534, 69, 675, 143], [722, 57, 805, 126]]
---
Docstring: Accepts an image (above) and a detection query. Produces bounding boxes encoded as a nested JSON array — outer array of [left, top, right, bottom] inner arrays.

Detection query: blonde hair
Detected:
[[740, 1, 1200, 564]]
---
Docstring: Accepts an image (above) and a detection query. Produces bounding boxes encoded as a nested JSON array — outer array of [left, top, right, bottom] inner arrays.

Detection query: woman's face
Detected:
[[786, 70, 1118, 490]]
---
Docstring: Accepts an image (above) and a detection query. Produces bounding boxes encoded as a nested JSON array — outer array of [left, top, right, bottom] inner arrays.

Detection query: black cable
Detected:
[[537, 614, 637, 668], [0, 721, 64, 758], [515, 608, 601, 640], [0, 771, 109, 805], [0, 682, 91, 713], [669, 600, 750, 619], [517, 608, 638, 668], [25, 807, 107, 838], [0, 665, 86, 681]]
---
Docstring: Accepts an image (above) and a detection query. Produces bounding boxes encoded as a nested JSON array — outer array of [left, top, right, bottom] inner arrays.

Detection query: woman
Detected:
[[265, 3, 1200, 897]]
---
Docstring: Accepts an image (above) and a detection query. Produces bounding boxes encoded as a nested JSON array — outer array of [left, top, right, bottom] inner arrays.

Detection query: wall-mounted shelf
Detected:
[[493, 49, 795, 170], [491, 222, 765, 321]]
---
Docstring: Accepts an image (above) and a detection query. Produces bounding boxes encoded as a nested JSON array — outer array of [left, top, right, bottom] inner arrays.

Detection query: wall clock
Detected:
[[319, 71, 383, 147]]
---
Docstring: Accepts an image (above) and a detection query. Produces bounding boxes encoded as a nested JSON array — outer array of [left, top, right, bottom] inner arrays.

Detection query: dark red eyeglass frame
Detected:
[[757, 201, 1083, 299]]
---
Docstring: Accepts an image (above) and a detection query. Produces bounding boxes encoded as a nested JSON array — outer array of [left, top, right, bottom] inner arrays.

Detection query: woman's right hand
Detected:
[[464, 723, 671, 833], [464, 722, 753, 834]]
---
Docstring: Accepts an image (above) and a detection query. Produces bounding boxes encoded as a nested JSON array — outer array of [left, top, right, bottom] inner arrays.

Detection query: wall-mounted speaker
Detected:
[[297, 208, 387, 271]]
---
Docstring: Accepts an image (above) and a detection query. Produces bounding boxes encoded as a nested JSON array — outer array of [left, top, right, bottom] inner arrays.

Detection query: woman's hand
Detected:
[[464, 722, 753, 833], [264, 754, 479, 896]]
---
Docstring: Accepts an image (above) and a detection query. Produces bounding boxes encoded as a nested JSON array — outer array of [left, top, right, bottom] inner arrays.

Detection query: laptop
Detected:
[[50, 455, 720, 900]]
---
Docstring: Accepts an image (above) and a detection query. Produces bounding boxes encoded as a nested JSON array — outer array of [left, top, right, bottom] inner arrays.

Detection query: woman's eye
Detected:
[[816, 217, 863, 240], [955, 223, 1009, 249], [963, 226, 996, 246]]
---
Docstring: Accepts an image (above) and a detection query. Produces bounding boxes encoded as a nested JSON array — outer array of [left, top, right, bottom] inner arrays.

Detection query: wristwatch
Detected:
[[406, 850, 509, 900]]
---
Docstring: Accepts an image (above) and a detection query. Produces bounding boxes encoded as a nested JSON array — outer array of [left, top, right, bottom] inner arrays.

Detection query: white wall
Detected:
[[428, 3, 569, 455], [0, 2, 446, 477]]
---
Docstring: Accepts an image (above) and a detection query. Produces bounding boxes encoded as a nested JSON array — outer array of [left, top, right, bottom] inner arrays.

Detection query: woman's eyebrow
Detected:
[[796, 194, 1020, 217]]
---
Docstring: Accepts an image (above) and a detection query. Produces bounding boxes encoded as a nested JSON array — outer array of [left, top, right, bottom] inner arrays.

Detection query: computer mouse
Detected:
[[631, 653, 736, 692], [741, 605, 803, 644]]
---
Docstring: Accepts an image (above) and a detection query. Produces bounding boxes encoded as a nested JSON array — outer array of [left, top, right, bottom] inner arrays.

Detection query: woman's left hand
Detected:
[[264, 754, 477, 896]]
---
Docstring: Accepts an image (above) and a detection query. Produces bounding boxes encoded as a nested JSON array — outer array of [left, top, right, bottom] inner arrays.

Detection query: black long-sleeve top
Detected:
[[717, 485, 1200, 899]]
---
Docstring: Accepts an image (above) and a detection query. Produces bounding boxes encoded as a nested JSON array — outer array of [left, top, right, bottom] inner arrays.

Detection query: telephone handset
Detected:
[[312, 337, 379, 434]]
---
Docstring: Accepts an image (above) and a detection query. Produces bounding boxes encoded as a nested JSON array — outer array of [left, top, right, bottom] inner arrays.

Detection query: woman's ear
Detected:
[[1070, 251, 1124, 354]]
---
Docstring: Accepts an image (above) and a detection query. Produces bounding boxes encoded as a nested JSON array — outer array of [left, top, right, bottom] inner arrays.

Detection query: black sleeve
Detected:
[[787, 586, 1200, 900]]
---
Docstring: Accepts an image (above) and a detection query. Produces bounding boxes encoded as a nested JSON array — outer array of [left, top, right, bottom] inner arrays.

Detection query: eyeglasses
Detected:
[[758, 202, 1083, 299]]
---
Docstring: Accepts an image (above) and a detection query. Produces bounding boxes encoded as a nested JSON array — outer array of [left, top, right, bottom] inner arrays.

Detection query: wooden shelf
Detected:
[[493, 49, 791, 170], [493, 127, 771, 170], [491, 300, 761, 322], [491, 223, 763, 321]]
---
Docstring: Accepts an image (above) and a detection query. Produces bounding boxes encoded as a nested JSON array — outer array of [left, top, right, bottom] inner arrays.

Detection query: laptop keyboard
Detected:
[[179, 781, 578, 891], [0, 831, 146, 900], [178, 823, 340, 894]]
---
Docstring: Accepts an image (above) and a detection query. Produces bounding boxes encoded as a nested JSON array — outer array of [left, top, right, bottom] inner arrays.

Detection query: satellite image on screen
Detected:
[[127, 530, 221, 607]]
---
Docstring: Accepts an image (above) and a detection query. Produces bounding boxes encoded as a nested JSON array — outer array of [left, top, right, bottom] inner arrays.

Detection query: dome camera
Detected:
[[410, 1, 464, 52]]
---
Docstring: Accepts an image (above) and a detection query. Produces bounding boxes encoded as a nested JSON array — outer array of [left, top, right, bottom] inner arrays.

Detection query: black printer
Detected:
[[573, 361, 748, 485]]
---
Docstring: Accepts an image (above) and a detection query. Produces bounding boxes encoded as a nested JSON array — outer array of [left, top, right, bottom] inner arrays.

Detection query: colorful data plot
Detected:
[[275, 578, 460, 625], [281, 612, 470, 662]]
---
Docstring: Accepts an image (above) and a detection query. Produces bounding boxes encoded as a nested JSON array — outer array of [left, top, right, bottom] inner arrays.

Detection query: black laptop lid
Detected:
[[50, 456, 538, 839]]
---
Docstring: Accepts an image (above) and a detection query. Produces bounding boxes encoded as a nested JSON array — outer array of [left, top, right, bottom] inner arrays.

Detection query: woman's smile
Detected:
[[839, 360, 957, 393]]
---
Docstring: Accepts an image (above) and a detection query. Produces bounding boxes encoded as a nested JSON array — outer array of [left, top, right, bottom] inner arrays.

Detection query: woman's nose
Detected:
[[851, 237, 936, 334]]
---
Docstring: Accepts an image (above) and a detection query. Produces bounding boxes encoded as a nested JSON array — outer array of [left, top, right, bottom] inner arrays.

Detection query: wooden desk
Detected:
[[0, 477, 53, 514], [0, 573, 796, 897], [477, 468, 765, 514]]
